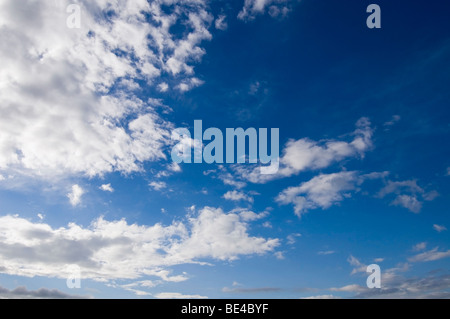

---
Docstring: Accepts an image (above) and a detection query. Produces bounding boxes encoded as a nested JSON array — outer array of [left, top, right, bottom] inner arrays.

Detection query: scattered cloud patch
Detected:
[[215, 15, 228, 30], [277, 171, 387, 217], [223, 191, 254, 203], [0, 0, 214, 179], [0, 207, 279, 282], [67, 184, 84, 207], [433, 224, 447, 233], [238, 0, 293, 21], [318, 251, 335, 256], [222, 286, 281, 293], [383, 115, 401, 129], [330, 284, 366, 293], [149, 181, 167, 191], [409, 248, 450, 263], [287, 233, 302, 245], [99, 184, 114, 193], [413, 242, 427, 252], [378, 180, 438, 213], [154, 292, 208, 299], [274, 251, 285, 260], [238, 118, 374, 184], [302, 295, 342, 299]]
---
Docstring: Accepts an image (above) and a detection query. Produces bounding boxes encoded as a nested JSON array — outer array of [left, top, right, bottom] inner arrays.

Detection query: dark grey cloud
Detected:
[[0, 285, 91, 299]]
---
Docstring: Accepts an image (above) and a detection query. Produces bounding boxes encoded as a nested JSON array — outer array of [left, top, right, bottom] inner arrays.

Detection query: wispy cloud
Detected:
[[412, 242, 427, 252], [378, 180, 438, 213], [302, 295, 342, 299], [154, 292, 208, 299], [409, 248, 450, 263], [215, 14, 228, 30], [287, 233, 302, 245], [222, 286, 281, 293], [318, 251, 335, 256], [433, 224, 447, 233]]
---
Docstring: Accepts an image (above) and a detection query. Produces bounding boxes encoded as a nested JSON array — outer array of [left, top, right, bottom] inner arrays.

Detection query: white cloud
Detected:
[[302, 295, 342, 299], [149, 181, 167, 191], [157, 82, 169, 92], [223, 191, 254, 203], [238, 118, 374, 184], [176, 77, 204, 92], [433, 224, 447, 233], [318, 251, 335, 256], [99, 184, 114, 193], [330, 284, 366, 292], [383, 115, 401, 128], [238, 210, 268, 222], [348, 255, 367, 275], [276, 171, 383, 217], [392, 195, 422, 214], [37, 214, 45, 221], [0, 0, 213, 179], [238, 0, 292, 21], [274, 251, 285, 260], [215, 15, 228, 30], [67, 184, 84, 207], [262, 221, 272, 228], [0, 207, 278, 282], [287, 233, 302, 245], [413, 242, 427, 252], [409, 248, 450, 263], [374, 258, 384, 263], [378, 180, 438, 213], [154, 292, 208, 299]]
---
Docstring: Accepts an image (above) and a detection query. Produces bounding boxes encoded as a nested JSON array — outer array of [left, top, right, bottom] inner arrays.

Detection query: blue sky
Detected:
[[0, 0, 449, 299]]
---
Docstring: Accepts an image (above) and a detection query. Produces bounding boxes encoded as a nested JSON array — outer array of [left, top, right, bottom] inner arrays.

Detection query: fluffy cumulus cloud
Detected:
[[238, 0, 293, 21], [223, 190, 254, 203], [99, 184, 114, 193], [67, 184, 84, 206], [276, 171, 386, 217], [0, 0, 213, 179], [235, 118, 374, 184], [0, 207, 278, 283]]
